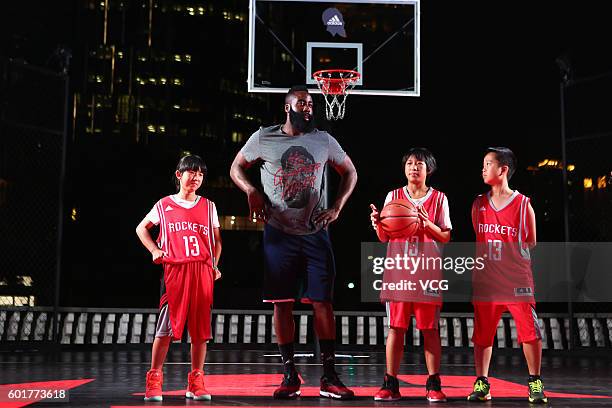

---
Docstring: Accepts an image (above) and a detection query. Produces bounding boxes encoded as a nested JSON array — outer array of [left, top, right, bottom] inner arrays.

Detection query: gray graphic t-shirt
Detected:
[[240, 125, 346, 235]]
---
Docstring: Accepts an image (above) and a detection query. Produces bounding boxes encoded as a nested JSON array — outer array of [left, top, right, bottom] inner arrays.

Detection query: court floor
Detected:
[[1, 347, 611, 407]]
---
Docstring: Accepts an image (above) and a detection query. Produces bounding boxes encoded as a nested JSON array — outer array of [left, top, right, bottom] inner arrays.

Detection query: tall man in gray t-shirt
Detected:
[[230, 86, 357, 400]]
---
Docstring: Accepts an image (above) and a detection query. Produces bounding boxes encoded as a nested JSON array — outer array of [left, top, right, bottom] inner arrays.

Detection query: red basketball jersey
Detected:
[[155, 196, 216, 265], [471, 191, 534, 303], [387, 187, 449, 244], [381, 187, 450, 304]]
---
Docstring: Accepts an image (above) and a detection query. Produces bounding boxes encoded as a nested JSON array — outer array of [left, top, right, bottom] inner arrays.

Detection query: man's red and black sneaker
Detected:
[[320, 373, 355, 400], [425, 373, 447, 402], [373, 373, 401, 401], [273, 372, 301, 399]]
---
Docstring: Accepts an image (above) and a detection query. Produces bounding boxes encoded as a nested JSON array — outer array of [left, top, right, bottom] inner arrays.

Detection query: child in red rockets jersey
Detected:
[[136, 155, 222, 403], [467, 147, 547, 404], [370, 148, 451, 403]]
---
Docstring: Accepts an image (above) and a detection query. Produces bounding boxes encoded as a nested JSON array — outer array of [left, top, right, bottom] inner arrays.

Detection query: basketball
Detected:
[[379, 199, 420, 238]]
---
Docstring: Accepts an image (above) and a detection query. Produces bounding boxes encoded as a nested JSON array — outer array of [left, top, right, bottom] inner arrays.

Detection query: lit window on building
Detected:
[[538, 159, 549, 167], [597, 175, 607, 189], [584, 178, 593, 190], [220, 215, 263, 231], [231, 131, 244, 143], [118, 95, 132, 123], [532, 159, 571, 171], [5, 296, 36, 307], [16, 276, 33, 287], [3, 295, 30, 305]]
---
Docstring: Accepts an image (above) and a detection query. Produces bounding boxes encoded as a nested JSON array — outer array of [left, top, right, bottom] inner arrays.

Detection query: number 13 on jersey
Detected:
[[487, 239, 502, 260], [183, 235, 200, 257]]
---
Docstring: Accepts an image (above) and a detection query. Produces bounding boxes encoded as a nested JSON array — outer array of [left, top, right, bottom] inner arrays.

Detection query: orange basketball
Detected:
[[379, 199, 420, 238]]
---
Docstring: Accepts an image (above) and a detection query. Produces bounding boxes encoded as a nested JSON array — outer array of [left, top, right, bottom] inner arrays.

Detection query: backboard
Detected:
[[248, 0, 420, 97]]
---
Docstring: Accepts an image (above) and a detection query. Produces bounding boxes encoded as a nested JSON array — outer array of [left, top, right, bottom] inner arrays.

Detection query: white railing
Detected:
[[1, 307, 611, 349]]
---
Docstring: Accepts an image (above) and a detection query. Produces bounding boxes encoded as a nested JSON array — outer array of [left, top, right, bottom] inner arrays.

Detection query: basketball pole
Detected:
[[321, 105, 338, 360], [557, 57, 574, 349]]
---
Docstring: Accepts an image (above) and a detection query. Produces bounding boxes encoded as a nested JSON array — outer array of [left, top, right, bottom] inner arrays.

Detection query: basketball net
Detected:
[[313, 69, 360, 120]]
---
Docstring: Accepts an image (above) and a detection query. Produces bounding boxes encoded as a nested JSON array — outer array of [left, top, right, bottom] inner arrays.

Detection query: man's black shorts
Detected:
[[262, 224, 336, 303]]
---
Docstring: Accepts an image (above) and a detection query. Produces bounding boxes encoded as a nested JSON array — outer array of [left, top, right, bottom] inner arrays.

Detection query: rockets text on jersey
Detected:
[[155, 196, 216, 265], [472, 191, 534, 302]]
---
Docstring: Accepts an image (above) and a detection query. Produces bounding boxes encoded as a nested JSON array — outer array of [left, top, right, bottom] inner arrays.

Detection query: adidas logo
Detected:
[[165, 205, 174, 212], [326, 15, 343, 26], [479, 206, 486, 211]]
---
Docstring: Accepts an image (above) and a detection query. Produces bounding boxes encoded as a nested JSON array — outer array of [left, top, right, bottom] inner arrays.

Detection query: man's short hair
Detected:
[[486, 147, 517, 180], [285, 85, 310, 104]]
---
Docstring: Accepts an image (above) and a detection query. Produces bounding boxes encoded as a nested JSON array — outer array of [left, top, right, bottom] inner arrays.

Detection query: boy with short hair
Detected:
[[370, 147, 451, 403], [468, 147, 547, 404]]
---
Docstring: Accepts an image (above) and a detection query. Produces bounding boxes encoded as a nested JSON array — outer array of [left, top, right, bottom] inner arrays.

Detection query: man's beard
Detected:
[[289, 107, 315, 133]]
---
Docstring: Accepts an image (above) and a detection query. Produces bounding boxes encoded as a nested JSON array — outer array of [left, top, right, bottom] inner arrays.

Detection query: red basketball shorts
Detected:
[[159, 261, 214, 342], [386, 301, 441, 330], [471, 302, 542, 346]]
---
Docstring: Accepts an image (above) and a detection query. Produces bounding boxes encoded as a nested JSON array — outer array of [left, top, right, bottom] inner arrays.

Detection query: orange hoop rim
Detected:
[[312, 69, 360, 118], [312, 69, 361, 83]]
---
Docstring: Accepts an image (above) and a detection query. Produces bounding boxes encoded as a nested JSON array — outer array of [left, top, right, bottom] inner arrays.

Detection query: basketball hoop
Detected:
[[312, 69, 360, 120]]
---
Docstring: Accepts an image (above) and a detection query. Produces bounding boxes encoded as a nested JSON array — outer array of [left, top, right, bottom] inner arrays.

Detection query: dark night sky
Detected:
[[2, 1, 612, 309]]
